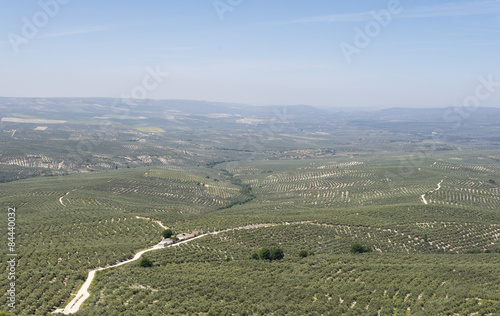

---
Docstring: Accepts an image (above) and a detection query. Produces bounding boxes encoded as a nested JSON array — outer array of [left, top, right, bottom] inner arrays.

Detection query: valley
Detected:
[[0, 98, 499, 315]]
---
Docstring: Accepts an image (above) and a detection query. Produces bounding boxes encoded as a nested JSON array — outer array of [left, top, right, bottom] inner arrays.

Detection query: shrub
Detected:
[[466, 249, 482, 254], [270, 248, 284, 261], [138, 257, 153, 267], [350, 243, 372, 254], [299, 250, 309, 258], [259, 248, 271, 261], [255, 248, 284, 261]]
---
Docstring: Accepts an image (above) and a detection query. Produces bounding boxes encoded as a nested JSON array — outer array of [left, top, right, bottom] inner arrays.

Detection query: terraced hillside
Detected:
[[1, 153, 499, 315], [0, 166, 250, 315], [79, 238, 500, 315], [1, 101, 499, 315], [220, 155, 499, 212]]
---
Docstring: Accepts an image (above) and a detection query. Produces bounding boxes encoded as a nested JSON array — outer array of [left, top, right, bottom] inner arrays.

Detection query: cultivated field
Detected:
[[0, 100, 499, 315]]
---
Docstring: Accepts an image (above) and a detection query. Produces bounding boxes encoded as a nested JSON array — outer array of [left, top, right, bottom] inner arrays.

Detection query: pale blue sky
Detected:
[[1, 0, 500, 108]]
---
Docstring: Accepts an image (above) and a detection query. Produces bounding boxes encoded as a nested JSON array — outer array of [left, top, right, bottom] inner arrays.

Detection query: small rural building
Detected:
[[176, 233, 195, 241], [158, 238, 174, 247]]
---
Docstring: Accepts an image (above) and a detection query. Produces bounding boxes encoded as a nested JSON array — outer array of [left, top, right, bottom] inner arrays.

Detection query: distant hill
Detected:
[[0, 97, 498, 128]]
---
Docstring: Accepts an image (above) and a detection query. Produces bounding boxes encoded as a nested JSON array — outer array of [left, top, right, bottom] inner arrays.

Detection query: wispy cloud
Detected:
[[402, 39, 496, 51], [0, 26, 110, 51], [289, 0, 500, 23], [0, 26, 109, 48], [290, 11, 372, 24], [161, 46, 199, 51], [39, 26, 110, 39], [402, 0, 500, 18]]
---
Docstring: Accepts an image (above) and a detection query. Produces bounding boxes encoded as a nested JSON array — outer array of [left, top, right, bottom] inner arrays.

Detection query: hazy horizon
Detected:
[[1, 96, 500, 112]]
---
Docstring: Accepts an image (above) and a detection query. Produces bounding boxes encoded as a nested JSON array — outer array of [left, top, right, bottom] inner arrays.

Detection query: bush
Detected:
[[466, 249, 482, 254], [259, 248, 271, 260], [270, 248, 284, 261], [138, 257, 153, 267], [350, 243, 372, 254], [255, 248, 284, 261], [240, 184, 253, 195], [299, 250, 309, 258]]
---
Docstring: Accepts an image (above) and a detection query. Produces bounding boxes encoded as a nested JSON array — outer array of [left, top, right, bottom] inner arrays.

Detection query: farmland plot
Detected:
[[230, 158, 498, 212], [0, 152, 498, 315], [77, 224, 500, 315], [0, 166, 248, 314]]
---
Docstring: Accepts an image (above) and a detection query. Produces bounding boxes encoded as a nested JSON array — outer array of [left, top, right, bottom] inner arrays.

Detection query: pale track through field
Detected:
[[135, 216, 168, 229], [59, 192, 70, 206], [59, 218, 292, 314], [421, 179, 444, 205]]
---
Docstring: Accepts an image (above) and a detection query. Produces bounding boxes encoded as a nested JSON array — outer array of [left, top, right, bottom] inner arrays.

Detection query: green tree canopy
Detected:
[[259, 248, 271, 260], [162, 229, 173, 239], [138, 257, 153, 267], [256, 248, 284, 261], [270, 248, 284, 261], [350, 243, 372, 254]]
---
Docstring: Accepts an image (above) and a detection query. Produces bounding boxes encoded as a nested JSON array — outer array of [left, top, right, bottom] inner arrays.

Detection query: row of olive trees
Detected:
[[251, 248, 284, 261]]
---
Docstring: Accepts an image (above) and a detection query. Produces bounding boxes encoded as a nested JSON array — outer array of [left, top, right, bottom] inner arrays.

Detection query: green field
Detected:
[[0, 100, 499, 315], [2, 155, 499, 315]]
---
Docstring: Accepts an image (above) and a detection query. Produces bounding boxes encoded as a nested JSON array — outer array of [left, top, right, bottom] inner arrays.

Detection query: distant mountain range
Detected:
[[0, 97, 498, 126]]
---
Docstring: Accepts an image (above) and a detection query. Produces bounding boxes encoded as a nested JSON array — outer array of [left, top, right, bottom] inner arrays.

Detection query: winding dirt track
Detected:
[[62, 235, 207, 314], [135, 216, 168, 229], [59, 192, 70, 206], [61, 219, 277, 314], [58, 176, 446, 314], [421, 179, 443, 205]]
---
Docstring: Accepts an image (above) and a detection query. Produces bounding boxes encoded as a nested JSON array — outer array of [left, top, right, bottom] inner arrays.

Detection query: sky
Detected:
[[1, 0, 500, 109]]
